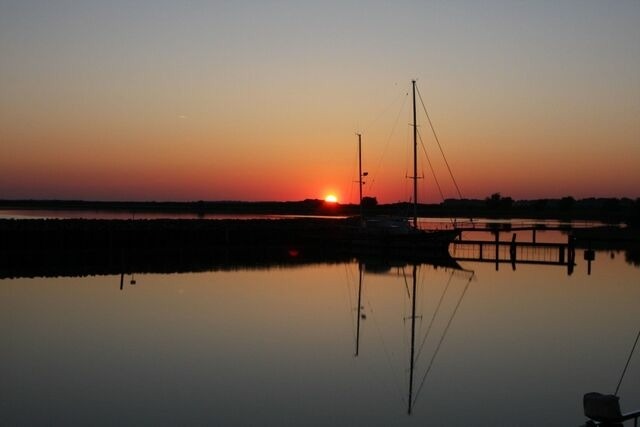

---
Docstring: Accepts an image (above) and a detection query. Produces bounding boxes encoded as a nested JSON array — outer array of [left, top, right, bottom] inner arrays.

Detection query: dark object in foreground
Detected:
[[0, 218, 459, 278], [583, 393, 640, 426]]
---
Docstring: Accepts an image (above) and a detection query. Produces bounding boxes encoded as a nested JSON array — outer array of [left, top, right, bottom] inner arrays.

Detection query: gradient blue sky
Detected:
[[1, 0, 639, 202]]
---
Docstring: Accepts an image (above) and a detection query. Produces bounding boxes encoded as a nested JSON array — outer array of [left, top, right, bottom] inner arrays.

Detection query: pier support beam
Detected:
[[510, 233, 517, 271], [567, 235, 575, 276], [494, 231, 499, 271]]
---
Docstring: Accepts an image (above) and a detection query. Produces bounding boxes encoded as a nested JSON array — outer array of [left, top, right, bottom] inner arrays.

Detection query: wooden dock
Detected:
[[451, 231, 576, 274]]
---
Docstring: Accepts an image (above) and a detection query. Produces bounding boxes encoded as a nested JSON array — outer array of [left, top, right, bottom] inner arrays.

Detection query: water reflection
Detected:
[[349, 262, 475, 416], [120, 272, 138, 290], [1, 234, 639, 425]]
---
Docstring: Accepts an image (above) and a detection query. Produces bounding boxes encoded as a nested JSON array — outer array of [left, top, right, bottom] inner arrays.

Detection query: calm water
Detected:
[[1, 225, 639, 426]]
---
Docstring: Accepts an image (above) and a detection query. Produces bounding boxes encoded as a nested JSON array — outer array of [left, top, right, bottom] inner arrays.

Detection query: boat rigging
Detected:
[[354, 79, 463, 230], [349, 80, 461, 262]]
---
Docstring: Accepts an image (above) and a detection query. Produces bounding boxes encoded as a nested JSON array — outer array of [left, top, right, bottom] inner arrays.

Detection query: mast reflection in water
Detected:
[[1, 239, 639, 426], [349, 261, 474, 417]]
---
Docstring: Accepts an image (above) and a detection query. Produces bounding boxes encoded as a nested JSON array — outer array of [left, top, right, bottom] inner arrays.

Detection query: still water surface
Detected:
[[1, 226, 639, 426]]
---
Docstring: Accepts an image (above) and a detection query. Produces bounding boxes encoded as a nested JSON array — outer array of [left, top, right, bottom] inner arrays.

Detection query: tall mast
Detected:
[[412, 80, 418, 228]]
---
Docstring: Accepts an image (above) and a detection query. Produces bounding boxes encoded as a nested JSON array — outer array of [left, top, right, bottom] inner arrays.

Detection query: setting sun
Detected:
[[324, 194, 338, 203]]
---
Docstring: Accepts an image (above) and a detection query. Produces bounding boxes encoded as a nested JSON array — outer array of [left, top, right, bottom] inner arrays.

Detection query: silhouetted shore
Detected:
[[1, 197, 638, 224]]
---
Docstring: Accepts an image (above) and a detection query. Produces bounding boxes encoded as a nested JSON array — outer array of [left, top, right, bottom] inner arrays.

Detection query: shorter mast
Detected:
[[356, 133, 368, 224], [412, 80, 418, 229], [357, 133, 363, 221]]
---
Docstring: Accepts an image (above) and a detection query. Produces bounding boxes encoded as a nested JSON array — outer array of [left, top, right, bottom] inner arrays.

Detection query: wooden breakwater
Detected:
[[0, 218, 457, 278], [0, 218, 354, 251], [0, 218, 352, 278], [0, 244, 355, 279]]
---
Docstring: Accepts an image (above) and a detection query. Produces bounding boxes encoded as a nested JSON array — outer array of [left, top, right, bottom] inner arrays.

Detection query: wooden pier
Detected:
[[451, 231, 576, 274]]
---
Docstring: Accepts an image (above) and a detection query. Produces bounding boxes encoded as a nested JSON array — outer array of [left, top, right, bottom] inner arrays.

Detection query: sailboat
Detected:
[[351, 80, 460, 260]]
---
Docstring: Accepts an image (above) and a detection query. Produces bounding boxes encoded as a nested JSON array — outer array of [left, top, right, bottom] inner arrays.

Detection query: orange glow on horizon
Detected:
[[324, 194, 338, 203]]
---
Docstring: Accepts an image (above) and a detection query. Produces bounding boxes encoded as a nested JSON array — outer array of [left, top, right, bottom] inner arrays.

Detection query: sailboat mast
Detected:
[[355, 261, 363, 357], [408, 263, 417, 414], [412, 80, 418, 228], [357, 133, 363, 221]]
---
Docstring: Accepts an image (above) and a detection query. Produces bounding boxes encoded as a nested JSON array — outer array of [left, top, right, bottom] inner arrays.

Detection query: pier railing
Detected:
[[450, 231, 577, 274], [418, 219, 600, 232]]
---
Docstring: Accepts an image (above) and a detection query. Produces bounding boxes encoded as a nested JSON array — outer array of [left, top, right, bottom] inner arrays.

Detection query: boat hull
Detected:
[[351, 228, 459, 261]]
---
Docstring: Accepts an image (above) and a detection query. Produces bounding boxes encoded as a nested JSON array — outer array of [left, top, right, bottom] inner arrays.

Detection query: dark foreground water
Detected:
[[1, 226, 639, 426]]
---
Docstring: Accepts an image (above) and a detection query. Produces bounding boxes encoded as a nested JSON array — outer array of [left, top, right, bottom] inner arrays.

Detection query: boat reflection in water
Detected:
[[350, 259, 474, 415], [1, 229, 639, 426]]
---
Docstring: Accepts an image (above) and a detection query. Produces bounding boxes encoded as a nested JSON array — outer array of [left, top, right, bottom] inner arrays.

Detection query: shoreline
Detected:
[[1, 198, 638, 224]]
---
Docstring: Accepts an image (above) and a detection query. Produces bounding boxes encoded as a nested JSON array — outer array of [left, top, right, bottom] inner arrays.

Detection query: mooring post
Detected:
[[584, 241, 595, 275], [568, 235, 576, 266], [120, 248, 125, 289], [494, 231, 500, 271], [510, 233, 517, 270]]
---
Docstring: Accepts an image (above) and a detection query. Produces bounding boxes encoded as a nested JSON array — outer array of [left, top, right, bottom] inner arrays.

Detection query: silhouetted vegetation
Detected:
[[485, 193, 513, 210], [533, 199, 548, 211], [558, 196, 575, 211], [361, 196, 378, 208], [0, 196, 639, 225], [439, 196, 639, 225]]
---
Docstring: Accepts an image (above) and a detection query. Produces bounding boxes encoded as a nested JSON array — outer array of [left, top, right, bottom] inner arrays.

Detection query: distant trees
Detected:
[[602, 198, 620, 211], [533, 199, 548, 211], [485, 193, 513, 210], [361, 196, 378, 209], [559, 196, 575, 211]]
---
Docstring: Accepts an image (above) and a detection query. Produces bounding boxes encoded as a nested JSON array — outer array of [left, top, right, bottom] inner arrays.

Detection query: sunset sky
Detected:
[[1, 1, 639, 203]]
